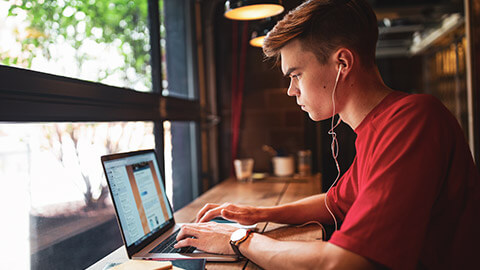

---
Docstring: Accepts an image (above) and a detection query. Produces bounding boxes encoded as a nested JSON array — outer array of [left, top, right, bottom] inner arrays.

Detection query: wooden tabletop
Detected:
[[87, 174, 323, 270]]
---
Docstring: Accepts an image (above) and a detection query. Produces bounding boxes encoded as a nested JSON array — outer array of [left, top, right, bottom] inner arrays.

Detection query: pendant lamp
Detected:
[[249, 33, 266, 47], [225, 0, 284, 21], [250, 17, 276, 47]]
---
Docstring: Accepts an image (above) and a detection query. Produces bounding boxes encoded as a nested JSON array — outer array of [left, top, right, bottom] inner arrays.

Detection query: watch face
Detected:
[[231, 229, 247, 242]]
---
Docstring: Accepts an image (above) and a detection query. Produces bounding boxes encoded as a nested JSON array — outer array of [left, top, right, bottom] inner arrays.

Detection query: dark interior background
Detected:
[[210, 0, 466, 190]]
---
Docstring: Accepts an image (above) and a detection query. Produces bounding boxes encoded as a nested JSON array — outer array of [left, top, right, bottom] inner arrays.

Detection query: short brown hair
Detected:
[[263, 0, 378, 66]]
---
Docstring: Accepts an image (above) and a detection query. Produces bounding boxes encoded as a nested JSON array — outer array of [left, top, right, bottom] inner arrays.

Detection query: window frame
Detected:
[[0, 1, 206, 268], [0, 0, 203, 182]]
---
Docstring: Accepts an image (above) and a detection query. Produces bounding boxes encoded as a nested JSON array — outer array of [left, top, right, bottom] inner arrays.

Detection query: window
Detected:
[[0, 0, 203, 269]]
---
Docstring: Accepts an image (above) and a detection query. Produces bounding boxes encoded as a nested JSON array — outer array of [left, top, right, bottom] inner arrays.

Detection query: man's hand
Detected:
[[195, 202, 267, 224], [173, 222, 239, 254]]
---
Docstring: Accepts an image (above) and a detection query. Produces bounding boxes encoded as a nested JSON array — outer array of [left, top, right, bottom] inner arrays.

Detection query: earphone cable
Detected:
[[324, 65, 343, 232]]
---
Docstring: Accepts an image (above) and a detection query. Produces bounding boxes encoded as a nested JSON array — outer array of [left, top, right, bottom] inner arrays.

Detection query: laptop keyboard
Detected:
[[149, 229, 196, 254]]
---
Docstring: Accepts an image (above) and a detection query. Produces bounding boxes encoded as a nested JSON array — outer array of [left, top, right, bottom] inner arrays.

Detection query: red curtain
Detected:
[[230, 21, 249, 175]]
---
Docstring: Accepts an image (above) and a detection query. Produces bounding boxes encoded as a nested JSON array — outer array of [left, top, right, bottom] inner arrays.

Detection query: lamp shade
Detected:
[[249, 35, 265, 47], [250, 17, 276, 47], [225, 0, 284, 21]]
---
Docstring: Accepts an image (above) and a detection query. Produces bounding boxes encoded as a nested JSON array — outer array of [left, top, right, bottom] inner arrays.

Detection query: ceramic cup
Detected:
[[272, 156, 294, 177]]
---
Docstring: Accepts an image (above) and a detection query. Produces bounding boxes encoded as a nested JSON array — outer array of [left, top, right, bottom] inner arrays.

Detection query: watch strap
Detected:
[[230, 229, 253, 258]]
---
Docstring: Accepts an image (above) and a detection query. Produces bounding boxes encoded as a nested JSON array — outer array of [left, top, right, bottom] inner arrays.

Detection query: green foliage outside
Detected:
[[3, 0, 165, 91]]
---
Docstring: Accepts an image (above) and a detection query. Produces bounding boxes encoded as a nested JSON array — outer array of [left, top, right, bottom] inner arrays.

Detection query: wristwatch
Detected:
[[230, 228, 253, 258]]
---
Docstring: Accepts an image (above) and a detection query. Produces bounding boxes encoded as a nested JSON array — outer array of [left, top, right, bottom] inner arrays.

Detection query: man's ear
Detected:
[[333, 48, 354, 75]]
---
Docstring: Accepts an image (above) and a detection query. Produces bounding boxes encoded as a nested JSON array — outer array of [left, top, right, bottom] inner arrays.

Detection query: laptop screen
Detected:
[[102, 150, 174, 247]]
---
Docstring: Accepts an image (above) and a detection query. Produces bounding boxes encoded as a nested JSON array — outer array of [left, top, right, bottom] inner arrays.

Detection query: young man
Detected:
[[174, 0, 480, 269]]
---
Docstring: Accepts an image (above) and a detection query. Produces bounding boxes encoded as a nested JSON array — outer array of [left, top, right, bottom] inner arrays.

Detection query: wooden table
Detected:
[[87, 174, 323, 270]]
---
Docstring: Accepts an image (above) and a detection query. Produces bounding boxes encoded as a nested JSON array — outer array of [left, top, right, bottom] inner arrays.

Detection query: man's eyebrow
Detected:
[[284, 67, 297, 77]]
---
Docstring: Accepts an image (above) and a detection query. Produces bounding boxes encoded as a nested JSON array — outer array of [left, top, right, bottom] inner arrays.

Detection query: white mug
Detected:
[[272, 156, 294, 177]]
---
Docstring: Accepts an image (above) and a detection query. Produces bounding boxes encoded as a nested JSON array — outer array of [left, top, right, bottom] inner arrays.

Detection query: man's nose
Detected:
[[287, 79, 298, 96]]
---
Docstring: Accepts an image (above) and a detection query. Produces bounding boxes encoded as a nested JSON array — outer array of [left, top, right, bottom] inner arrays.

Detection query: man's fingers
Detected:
[[221, 209, 237, 220], [198, 210, 218, 223], [199, 203, 237, 222], [176, 225, 199, 241], [198, 207, 224, 223], [222, 209, 254, 225], [198, 203, 219, 220], [196, 203, 250, 223], [195, 203, 219, 223], [174, 237, 198, 249]]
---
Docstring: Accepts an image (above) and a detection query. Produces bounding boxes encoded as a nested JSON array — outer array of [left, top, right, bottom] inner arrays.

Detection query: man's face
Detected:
[[280, 39, 338, 121]]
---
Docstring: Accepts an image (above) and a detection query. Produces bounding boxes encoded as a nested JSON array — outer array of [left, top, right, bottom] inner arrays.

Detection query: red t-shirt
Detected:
[[327, 91, 480, 269]]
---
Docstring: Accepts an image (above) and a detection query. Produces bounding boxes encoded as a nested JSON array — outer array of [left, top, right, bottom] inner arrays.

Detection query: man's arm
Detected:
[[266, 193, 335, 224], [174, 222, 377, 270], [196, 193, 336, 225], [242, 233, 377, 270]]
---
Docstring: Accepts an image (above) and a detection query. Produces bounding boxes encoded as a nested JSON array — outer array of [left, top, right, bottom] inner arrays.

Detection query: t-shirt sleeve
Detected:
[[328, 96, 454, 269]]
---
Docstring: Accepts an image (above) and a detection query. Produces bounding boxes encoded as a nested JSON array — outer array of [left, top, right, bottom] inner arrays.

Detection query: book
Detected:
[[104, 258, 206, 270], [109, 260, 181, 270]]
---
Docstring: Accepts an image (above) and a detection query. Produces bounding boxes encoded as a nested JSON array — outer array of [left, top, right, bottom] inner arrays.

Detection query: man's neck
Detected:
[[338, 67, 393, 130]]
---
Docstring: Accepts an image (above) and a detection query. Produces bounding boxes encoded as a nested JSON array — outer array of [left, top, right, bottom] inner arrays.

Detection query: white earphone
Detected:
[[324, 62, 345, 232]]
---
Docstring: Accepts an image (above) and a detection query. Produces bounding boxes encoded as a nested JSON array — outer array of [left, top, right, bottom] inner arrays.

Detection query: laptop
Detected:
[[101, 149, 254, 262]]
